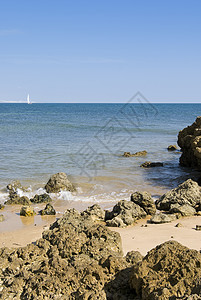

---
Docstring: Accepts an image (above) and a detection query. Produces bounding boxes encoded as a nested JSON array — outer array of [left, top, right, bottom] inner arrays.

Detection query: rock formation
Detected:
[[20, 206, 36, 217], [167, 145, 177, 151], [39, 203, 56, 215], [123, 150, 147, 157], [31, 193, 52, 203], [178, 116, 201, 168], [45, 172, 76, 193], [140, 161, 163, 168], [131, 191, 156, 215]]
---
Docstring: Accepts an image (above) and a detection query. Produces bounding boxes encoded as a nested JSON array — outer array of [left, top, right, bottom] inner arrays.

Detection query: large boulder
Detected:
[[150, 213, 177, 224], [30, 193, 52, 203], [131, 191, 156, 215], [169, 203, 196, 216], [178, 116, 201, 168], [106, 200, 147, 227], [81, 204, 105, 221], [130, 241, 201, 299], [45, 172, 76, 193], [156, 179, 201, 211]]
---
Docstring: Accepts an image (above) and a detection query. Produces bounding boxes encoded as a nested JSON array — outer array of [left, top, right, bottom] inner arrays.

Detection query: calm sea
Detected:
[[0, 103, 200, 205]]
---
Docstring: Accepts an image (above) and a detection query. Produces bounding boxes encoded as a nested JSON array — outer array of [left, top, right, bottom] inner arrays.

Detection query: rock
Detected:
[[81, 204, 105, 221], [196, 225, 201, 231], [156, 179, 201, 211], [5, 195, 31, 205], [0, 214, 5, 222], [178, 116, 201, 169], [130, 240, 201, 299], [175, 222, 183, 227], [131, 191, 156, 215], [20, 206, 36, 217], [45, 172, 76, 193], [106, 200, 147, 227], [125, 251, 143, 265], [6, 180, 23, 192], [0, 204, 5, 210], [39, 203, 56, 215], [140, 161, 164, 168], [123, 150, 147, 157], [169, 203, 196, 216], [167, 144, 177, 151], [30, 193, 52, 203], [150, 213, 177, 224]]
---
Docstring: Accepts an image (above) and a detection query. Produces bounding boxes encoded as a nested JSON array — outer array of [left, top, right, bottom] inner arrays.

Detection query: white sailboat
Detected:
[[27, 94, 31, 104]]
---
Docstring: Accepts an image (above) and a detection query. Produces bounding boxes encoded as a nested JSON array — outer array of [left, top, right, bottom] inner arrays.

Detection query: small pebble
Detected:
[[196, 225, 201, 231], [175, 223, 183, 228], [171, 236, 174, 238]]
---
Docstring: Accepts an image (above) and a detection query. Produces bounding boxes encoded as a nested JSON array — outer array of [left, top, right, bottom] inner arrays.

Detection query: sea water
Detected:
[[0, 103, 200, 205]]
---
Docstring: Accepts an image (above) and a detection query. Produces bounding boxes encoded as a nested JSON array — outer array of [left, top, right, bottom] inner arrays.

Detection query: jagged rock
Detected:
[[0, 204, 5, 210], [5, 195, 31, 205], [130, 240, 201, 299], [20, 206, 36, 217], [156, 179, 201, 211], [7, 180, 23, 192], [0, 214, 5, 222], [123, 150, 147, 157], [45, 172, 76, 193], [125, 251, 143, 265], [178, 116, 201, 169], [131, 191, 156, 215], [39, 203, 56, 215], [31, 193, 52, 203], [169, 203, 196, 216], [150, 213, 177, 224], [140, 161, 163, 168], [167, 144, 177, 151], [106, 200, 147, 227], [81, 204, 105, 221], [196, 225, 201, 231]]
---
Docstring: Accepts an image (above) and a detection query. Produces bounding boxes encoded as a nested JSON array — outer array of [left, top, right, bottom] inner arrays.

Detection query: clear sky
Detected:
[[0, 0, 201, 103]]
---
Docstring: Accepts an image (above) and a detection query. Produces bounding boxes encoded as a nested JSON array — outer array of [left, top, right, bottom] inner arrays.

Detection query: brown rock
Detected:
[[123, 150, 147, 157], [140, 161, 163, 168], [45, 172, 76, 193], [131, 191, 156, 215], [167, 144, 177, 151], [20, 206, 36, 217]]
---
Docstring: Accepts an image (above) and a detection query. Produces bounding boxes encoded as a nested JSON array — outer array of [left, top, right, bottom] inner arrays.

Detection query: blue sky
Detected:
[[0, 0, 201, 103]]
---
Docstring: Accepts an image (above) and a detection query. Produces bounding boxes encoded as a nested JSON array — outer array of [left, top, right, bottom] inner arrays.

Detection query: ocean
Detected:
[[0, 103, 200, 207]]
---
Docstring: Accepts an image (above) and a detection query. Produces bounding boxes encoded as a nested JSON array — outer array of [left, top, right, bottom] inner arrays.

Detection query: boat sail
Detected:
[[27, 94, 31, 104]]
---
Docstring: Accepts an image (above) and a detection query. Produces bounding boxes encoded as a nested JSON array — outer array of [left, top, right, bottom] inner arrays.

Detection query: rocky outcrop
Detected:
[[39, 203, 56, 215], [123, 150, 147, 157], [167, 144, 177, 151], [130, 240, 201, 299], [5, 195, 31, 205], [31, 193, 52, 203], [131, 191, 156, 215], [156, 179, 201, 213], [140, 161, 163, 168], [150, 213, 177, 224], [81, 204, 105, 221], [106, 200, 147, 227], [20, 206, 36, 216], [45, 172, 76, 193], [0, 208, 138, 299], [178, 116, 201, 168]]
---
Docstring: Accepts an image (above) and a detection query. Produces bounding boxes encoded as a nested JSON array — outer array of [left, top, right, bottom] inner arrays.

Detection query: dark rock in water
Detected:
[[150, 213, 177, 224], [45, 172, 76, 193], [130, 240, 201, 299], [178, 116, 201, 169], [123, 150, 147, 157], [167, 144, 177, 151], [169, 203, 196, 216], [20, 206, 36, 216], [39, 203, 56, 215], [0, 214, 5, 222], [5, 195, 31, 205], [81, 204, 105, 221], [106, 200, 147, 227], [0, 204, 5, 210], [131, 191, 156, 215], [156, 179, 201, 211], [140, 161, 164, 168], [31, 193, 52, 203], [6, 180, 23, 193]]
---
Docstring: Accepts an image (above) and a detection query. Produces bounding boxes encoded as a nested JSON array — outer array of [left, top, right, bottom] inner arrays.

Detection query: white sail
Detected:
[[27, 94, 31, 104]]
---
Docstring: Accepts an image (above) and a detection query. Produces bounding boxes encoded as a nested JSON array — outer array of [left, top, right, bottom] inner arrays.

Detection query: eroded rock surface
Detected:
[[131, 191, 156, 215], [45, 172, 76, 193], [123, 151, 147, 157], [140, 161, 163, 168], [130, 240, 201, 299], [20, 206, 36, 217], [31, 193, 52, 203], [39, 203, 56, 215]]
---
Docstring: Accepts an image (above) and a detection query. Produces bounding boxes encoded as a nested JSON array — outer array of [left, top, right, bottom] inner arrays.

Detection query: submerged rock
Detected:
[[39, 203, 56, 215], [123, 150, 147, 157], [167, 144, 177, 151], [156, 179, 201, 212], [0, 214, 5, 222], [106, 200, 147, 227], [131, 191, 156, 215], [45, 172, 76, 193], [178, 116, 201, 169], [140, 161, 164, 168], [130, 240, 201, 299], [20, 206, 36, 217], [31, 193, 52, 203], [150, 213, 177, 224]]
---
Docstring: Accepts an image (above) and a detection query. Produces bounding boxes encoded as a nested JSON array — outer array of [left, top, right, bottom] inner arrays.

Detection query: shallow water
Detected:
[[0, 103, 201, 205]]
